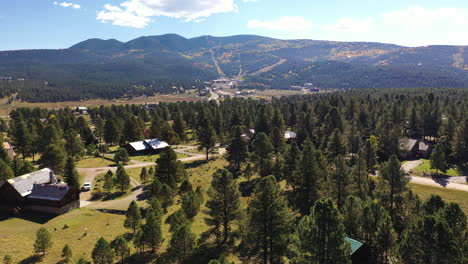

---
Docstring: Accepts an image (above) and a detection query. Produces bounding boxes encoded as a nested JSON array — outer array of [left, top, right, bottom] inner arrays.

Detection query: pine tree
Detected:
[[341, 196, 363, 239], [140, 167, 149, 185], [143, 209, 163, 252], [115, 164, 131, 193], [40, 143, 67, 174], [399, 215, 461, 264], [61, 244, 72, 263], [378, 155, 408, 219], [112, 237, 130, 264], [205, 169, 241, 245], [173, 111, 187, 141], [430, 143, 448, 175], [330, 155, 350, 209], [160, 184, 174, 210], [64, 157, 81, 189], [167, 224, 196, 263], [293, 198, 351, 264], [64, 129, 85, 159], [92, 237, 114, 264], [103, 119, 121, 145], [155, 147, 179, 187], [363, 136, 378, 173], [95, 117, 105, 142], [114, 148, 130, 165], [181, 191, 201, 219], [103, 170, 114, 194], [252, 132, 274, 176], [226, 125, 248, 174], [271, 127, 285, 153], [451, 117, 468, 166], [13, 121, 32, 162], [242, 176, 294, 264], [198, 119, 217, 160], [0, 159, 14, 181], [34, 227, 53, 255], [327, 128, 346, 159], [282, 142, 301, 185], [294, 138, 321, 215], [124, 201, 141, 234]]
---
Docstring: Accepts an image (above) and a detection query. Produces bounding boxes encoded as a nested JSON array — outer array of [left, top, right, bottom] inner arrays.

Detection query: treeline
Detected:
[[3, 88, 468, 263], [0, 79, 206, 103]]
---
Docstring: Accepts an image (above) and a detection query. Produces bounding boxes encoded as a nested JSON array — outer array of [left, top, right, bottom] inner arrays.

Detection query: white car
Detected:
[[82, 182, 91, 191]]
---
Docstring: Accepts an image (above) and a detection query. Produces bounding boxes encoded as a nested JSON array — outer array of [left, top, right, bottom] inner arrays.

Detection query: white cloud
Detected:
[[97, 0, 238, 28], [383, 6, 468, 27], [54, 2, 80, 9], [247, 16, 312, 31], [322, 18, 373, 32]]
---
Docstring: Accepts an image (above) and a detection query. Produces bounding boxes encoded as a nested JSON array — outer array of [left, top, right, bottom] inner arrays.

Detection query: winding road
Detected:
[[78, 146, 225, 209], [401, 160, 468, 192]]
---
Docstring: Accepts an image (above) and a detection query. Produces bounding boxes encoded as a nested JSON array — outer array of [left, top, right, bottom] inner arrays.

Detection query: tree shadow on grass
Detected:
[[102, 192, 127, 201], [239, 178, 260, 197], [18, 255, 42, 264], [184, 160, 208, 169]]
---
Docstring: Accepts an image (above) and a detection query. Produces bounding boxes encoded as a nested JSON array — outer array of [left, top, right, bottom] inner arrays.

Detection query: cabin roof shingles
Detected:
[[28, 184, 70, 201], [7, 168, 52, 197]]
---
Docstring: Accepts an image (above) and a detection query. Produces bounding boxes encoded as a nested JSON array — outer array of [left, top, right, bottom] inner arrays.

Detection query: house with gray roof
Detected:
[[0, 168, 80, 215], [125, 138, 169, 154]]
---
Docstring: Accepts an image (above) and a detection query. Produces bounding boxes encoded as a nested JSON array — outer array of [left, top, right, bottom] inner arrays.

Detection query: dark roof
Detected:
[[7, 168, 52, 197], [28, 184, 71, 201], [400, 138, 418, 151], [419, 142, 430, 151], [345, 237, 364, 255]]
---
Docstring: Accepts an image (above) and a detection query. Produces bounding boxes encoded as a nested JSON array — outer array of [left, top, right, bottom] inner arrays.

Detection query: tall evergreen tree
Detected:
[[63, 157, 80, 189], [167, 224, 196, 263], [103, 170, 114, 194], [451, 117, 468, 166], [378, 155, 408, 219], [330, 155, 350, 209], [40, 143, 67, 174], [64, 129, 85, 159], [252, 132, 274, 177], [155, 147, 180, 187], [198, 119, 217, 160], [92, 237, 114, 264], [115, 164, 131, 192], [430, 143, 448, 174], [204, 169, 242, 245], [112, 237, 130, 264], [242, 176, 294, 264], [124, 201, 141, 234], [293, 198, 351, 264], [173, 111, 187, 141], [103, 119, 121, 145], [13, 121, 32, 162], [226, 125, 248, 174], [34, 227, 53, 256]]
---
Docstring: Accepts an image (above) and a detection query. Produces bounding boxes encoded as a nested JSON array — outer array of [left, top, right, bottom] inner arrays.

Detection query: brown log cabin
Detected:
[[0, 168, 80, 215]]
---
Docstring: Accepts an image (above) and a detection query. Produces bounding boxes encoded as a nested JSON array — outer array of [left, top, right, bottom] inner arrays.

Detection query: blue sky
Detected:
[[2, 0, 468, 50]]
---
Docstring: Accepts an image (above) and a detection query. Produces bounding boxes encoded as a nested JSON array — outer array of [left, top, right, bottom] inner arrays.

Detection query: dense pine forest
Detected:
[[1, 88, 467, 264]]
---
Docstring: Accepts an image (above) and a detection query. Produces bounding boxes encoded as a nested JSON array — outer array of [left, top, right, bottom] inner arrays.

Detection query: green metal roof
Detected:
[[345, 237, 364, 255]]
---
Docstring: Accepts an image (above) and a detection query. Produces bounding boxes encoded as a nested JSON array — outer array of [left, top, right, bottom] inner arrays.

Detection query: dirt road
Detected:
[[78, 146, 226, 209], [401, 160, 468, 192]]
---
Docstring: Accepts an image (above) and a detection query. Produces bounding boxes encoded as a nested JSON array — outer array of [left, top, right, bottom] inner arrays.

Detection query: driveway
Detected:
[[401, 160, 468, 192], [78, 146, 226, 209]]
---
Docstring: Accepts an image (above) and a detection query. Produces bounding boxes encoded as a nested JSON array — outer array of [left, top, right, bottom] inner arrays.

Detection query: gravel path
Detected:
[[78, 146, 226, 209], [401, 160, 468, 192]]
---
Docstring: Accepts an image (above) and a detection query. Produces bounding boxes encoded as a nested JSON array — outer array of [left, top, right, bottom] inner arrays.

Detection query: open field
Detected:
[[76, 157, 119, 168], [0, 208, 127, 264], [410, 182, 468, 214], [0, 92, 203, 115]]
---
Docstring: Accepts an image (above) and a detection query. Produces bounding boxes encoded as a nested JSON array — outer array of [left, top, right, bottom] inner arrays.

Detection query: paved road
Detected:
[[401, 160, 468, 192], [78, 146, 226, 209]]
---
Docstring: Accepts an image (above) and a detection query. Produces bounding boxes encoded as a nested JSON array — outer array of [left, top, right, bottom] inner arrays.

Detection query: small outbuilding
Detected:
[[125, 138, 169, 155]]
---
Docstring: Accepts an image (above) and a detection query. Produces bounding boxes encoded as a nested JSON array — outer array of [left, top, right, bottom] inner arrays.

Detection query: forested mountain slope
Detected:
[[1, 34, 467, 101]]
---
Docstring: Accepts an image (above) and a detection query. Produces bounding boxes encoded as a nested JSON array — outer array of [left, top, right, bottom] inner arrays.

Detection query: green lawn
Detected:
[[410, 183, 468, 214], [0, 208, 127, 264], [130, 153, 189, 163], [76, 157, 116, 168], [413, 159, 463, 177]]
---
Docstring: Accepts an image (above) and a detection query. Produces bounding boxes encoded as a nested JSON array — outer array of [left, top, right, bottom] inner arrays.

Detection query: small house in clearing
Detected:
[[0, 168, 80, 215], [2, 142, 16, 160], [125, 138, 169, 155], [400, 138, 432, 160]]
